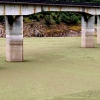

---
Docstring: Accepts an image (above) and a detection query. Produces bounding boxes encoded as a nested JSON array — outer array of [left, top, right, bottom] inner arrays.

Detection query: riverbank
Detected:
[[0, 22, 81, 37]]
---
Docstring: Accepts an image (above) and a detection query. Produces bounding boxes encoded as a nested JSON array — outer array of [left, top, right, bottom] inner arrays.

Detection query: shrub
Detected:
[[44, 15, 55, 25]]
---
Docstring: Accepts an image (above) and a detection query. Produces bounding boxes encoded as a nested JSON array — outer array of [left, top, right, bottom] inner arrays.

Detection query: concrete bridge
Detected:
[[0, 0, 100, 61]]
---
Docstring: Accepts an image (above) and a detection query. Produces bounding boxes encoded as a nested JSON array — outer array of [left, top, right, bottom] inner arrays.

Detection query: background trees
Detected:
[[28, 12, 81, 25]]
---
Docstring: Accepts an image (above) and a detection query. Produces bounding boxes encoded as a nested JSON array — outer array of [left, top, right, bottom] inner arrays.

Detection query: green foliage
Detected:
[[60, 13, 69, 23], [55, 18, 61, 24], [23, 16, 31, 23], [60, 12, 80, 24], [28, 11, 81, 25], [93, 0, 100, 3], [44, 15, 55, 25], [29, 13, 43, 21], [70, 14, 79, 24], [51, 12, 61, 24]]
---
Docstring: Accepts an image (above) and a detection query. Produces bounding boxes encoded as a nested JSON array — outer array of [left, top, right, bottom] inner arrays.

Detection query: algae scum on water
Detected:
[[0, 37, 100, 100]]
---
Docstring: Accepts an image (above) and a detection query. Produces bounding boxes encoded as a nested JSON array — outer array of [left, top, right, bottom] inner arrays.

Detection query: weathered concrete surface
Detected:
[[81, 15, 95, 47], [0, 4, 99, 15], [97, 15, 100, 44], [5, 16, 23, 61]]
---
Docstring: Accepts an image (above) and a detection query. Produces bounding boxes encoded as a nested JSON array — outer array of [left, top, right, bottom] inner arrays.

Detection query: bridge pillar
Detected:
[[97, 15, 100, 44], [5, 15, 23, 62], [81, 15, 95, 47]]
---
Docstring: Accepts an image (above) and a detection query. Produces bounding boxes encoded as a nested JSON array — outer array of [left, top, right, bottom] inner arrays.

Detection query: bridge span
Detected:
[[0, 1, 100, 61], [0, 1, 100, 15]]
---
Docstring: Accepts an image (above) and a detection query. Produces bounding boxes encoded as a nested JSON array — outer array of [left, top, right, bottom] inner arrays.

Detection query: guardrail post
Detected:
[[5, 15, 23, 62], [81, 15, 95, 47]]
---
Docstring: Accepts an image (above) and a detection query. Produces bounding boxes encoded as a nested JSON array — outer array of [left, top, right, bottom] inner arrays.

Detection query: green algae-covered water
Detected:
[[0, 37, 100, 100]]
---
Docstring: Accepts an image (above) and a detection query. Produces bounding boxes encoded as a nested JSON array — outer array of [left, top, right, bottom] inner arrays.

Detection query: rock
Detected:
[[33, 29, 40, 37], [0, 22, 81, 37]]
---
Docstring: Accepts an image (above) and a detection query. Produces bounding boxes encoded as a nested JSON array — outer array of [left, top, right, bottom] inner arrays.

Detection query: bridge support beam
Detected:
[[81, 15, 95, 47], [5, 15, 23, 62], [97, 15, 100, 44]]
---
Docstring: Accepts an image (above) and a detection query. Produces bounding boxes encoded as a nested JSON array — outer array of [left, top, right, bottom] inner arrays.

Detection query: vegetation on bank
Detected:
[[23, 12, 81, 37], [23, 12, 82, 37], [24, 12, 81, 25]]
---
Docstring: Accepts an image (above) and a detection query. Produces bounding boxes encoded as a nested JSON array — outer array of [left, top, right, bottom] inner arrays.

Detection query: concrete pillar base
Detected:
[[81, 15, 95, 48], [5, 16, 23, 62], [6, 35, 23, 62], [81, 29, 94, 48]]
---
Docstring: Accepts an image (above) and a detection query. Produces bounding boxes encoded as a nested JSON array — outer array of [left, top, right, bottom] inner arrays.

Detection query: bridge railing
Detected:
[[0, 0, 100, 6]]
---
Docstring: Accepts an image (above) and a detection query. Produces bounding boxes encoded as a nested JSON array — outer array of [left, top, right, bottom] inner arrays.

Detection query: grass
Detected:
[[0, 37, 100, 100]]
